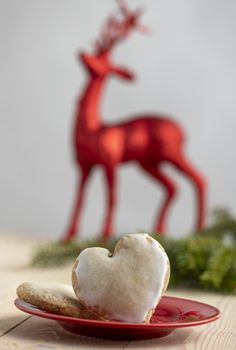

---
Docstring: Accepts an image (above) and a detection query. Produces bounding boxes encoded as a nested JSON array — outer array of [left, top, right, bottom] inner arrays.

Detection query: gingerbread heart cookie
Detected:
[[72, 233, 170, 323]]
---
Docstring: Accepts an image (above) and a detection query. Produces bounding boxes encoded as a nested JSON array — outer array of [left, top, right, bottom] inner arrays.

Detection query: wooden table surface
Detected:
[[0, 233, 236, 350]]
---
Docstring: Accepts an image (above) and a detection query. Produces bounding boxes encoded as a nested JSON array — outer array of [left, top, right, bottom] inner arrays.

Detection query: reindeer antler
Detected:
[[95, 0, 148, 54]]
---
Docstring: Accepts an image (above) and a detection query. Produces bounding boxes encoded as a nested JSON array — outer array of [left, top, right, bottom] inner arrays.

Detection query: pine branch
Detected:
[[200, 246, 234, 289], [30, 208, 236, 294]]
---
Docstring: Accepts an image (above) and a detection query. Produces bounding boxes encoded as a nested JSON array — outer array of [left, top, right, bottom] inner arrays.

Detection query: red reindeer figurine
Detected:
[[63, 1, 206, 242]]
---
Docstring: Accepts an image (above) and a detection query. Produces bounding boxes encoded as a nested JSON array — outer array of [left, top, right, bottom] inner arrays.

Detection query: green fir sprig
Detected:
[[31, 208, 236, 294]]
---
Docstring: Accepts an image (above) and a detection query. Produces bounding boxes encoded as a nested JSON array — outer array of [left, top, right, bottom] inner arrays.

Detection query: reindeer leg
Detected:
[[171, 156, 206, 231], [62, 165, 91, 243], [140, 163, 178, 234], [102, 166, 117, 240]]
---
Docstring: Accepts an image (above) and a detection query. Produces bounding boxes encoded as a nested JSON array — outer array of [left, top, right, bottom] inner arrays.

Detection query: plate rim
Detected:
[[15, 295, 221, 329]]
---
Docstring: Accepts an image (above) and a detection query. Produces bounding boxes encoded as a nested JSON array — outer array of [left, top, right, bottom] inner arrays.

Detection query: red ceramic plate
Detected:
[[15, 296, 220, 340]]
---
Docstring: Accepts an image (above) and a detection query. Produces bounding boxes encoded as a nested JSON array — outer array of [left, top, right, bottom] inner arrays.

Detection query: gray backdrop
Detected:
[[0, 0, 235, 239]]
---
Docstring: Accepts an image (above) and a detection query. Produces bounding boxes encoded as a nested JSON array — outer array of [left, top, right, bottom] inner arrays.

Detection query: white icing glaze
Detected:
[[72, 233, 170, 323]]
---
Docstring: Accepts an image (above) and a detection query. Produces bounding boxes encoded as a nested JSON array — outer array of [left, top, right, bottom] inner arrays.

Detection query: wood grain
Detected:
[[0, 316, 129, 350], [0, 233, 236, 349]]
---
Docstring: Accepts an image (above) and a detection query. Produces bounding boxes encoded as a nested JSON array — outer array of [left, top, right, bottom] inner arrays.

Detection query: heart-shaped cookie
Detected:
[[72, 233, 170, 323]]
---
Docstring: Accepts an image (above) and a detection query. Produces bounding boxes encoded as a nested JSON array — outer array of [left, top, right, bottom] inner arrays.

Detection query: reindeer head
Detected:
[[79, 0, 147, 81]]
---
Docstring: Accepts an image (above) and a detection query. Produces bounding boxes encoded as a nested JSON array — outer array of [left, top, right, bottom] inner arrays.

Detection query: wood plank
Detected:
[[0, 316, 128, 350], [0, 296, 30, 337], [0, 233, 41, 269]]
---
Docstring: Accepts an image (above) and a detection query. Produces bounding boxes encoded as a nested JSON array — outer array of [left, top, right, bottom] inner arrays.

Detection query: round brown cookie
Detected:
[[16, 282, 103, 319]]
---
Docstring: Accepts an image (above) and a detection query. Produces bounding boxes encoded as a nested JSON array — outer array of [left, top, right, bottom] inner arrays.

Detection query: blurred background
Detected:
[[0, 0, 235, 240]]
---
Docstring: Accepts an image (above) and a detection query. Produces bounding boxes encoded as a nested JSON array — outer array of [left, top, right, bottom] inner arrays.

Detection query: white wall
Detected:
[[0, 0, 235, 239]]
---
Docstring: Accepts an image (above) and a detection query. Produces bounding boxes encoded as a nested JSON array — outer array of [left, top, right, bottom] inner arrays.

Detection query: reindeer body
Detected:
[[74, 63, 184, 166], [75, 116, 184, 167], [62, 3, 206, 242]]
